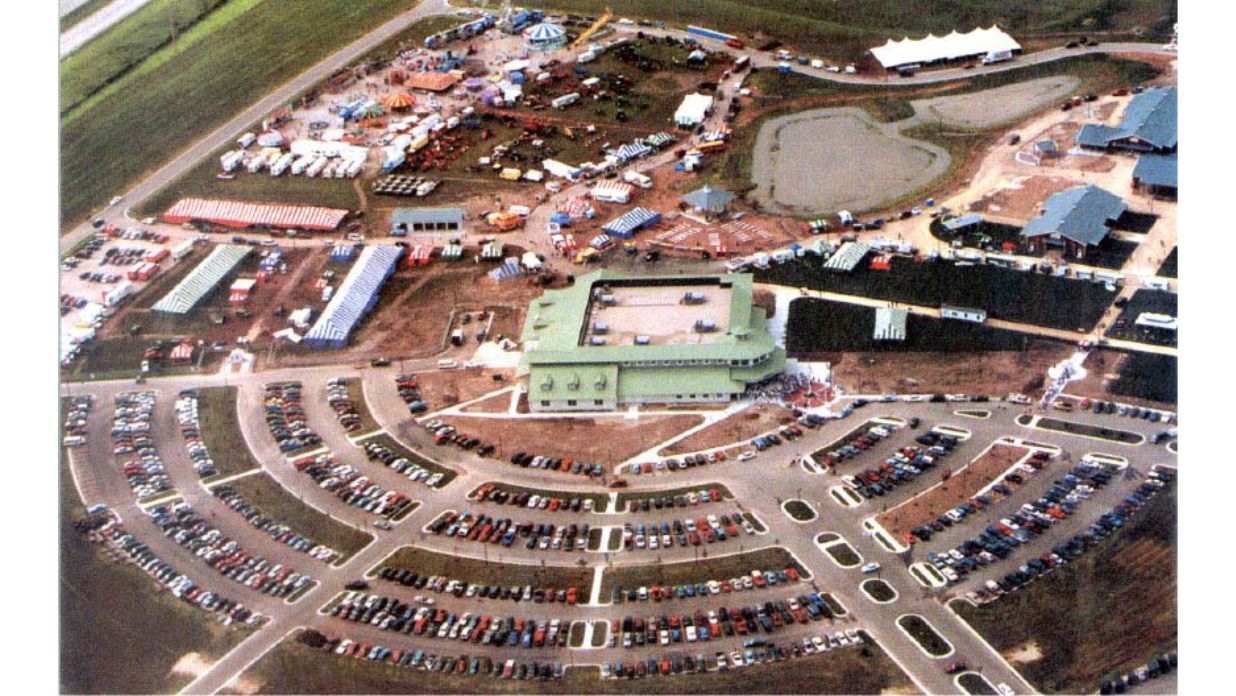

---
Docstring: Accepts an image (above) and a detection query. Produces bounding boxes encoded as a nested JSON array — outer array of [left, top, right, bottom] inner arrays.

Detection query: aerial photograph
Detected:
[[56, 1, 1182, 694]]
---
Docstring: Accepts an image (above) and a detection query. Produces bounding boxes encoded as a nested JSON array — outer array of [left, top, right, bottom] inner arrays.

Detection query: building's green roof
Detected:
[[520, 270, 775, 366], [530, 363, 619, 402]]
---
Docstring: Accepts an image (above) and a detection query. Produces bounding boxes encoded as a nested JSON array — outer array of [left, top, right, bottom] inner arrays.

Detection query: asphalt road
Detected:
[[62, 360, 1176, 695], [60, 0, 155, 57]]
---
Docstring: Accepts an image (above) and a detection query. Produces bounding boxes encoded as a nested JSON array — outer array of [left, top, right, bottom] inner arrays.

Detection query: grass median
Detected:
[[198, 386, 261, 479], [897, 614, 952, 657], [600, 547, 808, 598], [377, 547, 593, 590], [223, 472, 373, 562], [234, 626, 913, 694]]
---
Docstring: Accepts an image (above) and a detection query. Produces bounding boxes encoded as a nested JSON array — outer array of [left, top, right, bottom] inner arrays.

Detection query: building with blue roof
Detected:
[[1133, 153, 1177, 198], [1020, 185, 1127, 258], [1076, 87, 1177, 153]]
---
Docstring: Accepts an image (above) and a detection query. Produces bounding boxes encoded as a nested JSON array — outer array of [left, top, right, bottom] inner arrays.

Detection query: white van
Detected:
[[437, 359, 459, 370]]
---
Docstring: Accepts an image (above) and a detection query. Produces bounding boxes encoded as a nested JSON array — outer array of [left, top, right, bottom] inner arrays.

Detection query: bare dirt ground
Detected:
[[911, 76, 1080, 130], [828, 343, 1072, 397], [411, 368, 513, 409], [967, 174, 1082, 223], [877, 443, 1029, 541], [439, 414, 704, 466], [459, 389, 515, 414], [661, 404, 795, 455]]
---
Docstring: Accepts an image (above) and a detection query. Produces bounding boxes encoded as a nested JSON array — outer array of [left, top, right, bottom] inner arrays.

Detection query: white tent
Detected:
[[674, 93, 714, 128], [870, 26, 1020, 69]]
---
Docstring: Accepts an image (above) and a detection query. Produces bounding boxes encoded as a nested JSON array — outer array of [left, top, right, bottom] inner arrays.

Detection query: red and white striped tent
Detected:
[[407, 245, 433, 267], [163, 198, 348, 231], [168, 341, 194, 362]]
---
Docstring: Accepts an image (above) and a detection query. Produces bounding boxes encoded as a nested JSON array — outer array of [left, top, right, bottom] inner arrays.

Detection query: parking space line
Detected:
[[200, 467, 262, 489], [863, 518, 908, 553], [588, 565, 605, 606]]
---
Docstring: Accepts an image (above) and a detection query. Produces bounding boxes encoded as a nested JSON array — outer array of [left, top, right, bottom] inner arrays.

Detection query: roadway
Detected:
[[60, 0, 156, 57]]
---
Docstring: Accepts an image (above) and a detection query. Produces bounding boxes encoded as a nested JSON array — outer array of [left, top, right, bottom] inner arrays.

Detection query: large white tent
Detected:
[[674, 93, 714, 128], [870, 26, 1020, 69]]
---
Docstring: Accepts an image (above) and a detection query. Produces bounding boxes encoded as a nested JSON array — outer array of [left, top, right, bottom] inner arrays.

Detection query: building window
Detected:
[[594, 399, 604, 406], [541, 400, 550, 407], [567, 400, 577, 406]]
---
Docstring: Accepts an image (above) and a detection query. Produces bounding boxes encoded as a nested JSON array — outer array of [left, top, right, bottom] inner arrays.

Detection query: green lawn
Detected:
[[784, 499, 816, 521], [60, 0, 114, 31], [600, 547, 808, 597], [198, 386, 261, 478], [897, 615, 952, 656], [954, 487, 1177, 693], [60, 442, 251, 694], [61, 0, 229, 115], [237, 628, 912, 694], [223, 472, 374, 562], [1109, 352, 1177, 405], [1157, 247, 1177, 278], [60, 0, 427, 229], [377, 546, 593, 589]]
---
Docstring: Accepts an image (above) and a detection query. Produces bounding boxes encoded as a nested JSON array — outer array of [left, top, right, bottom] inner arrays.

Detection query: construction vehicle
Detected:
[[486, 212, 524, 231], [571, 8, 613, 48]]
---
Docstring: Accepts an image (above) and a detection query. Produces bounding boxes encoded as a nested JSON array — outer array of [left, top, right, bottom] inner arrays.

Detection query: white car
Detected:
[[860, 562, 881, 573], [738, 451, 757, 462]]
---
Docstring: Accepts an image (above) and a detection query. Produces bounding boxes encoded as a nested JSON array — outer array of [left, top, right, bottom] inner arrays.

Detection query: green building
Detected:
[[519, 271, 785, 412]]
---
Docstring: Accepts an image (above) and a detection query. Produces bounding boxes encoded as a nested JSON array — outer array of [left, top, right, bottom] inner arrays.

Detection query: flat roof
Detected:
[[582, 284, 733, 347], [392, 207, 465, 226]]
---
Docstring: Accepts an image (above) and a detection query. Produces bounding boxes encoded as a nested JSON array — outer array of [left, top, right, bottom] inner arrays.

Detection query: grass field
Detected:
[[759, 256, 1116, 331], [60, 0, 428, 229], [60, 443, 251, 694], [60, 0, 114, 31], [517, 0, 1175, 62], [197, 386, 261, 478], [377, 546, 593, 589], [1105, 289, 1177, 346], [357, 432, 458, 488], [239, 629, 912, 694], [786, 298, 1043, 356], [61, 0, 229, 115], [954, 487, 1176, 693], [897, 615, 952, 656], [1020, 416, 1144, 444], [223, 472, 373, 561], [1108, 352, 1177, 404], [600, 547, 808, 597]]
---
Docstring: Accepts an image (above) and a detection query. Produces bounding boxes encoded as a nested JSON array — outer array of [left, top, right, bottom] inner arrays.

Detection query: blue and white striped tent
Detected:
[[614, 141, 652, 162], [644, 132, 676, 149], [304, 245, 403, 348], [601, 207, 661, 239], [488, 258, 524, 282], [525, 22, 566, 50]]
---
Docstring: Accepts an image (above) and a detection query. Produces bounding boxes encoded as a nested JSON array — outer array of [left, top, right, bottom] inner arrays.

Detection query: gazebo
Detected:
[[383, 93, 416, 111], [681, 185, 734, 221], [525, 22, 567, 51]]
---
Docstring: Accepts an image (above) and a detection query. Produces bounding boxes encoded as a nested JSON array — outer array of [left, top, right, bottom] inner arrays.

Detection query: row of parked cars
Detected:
[[909, 451, 1051, 543], [815, 423, 897, 469], [111, 391, 172, 498], [147, 500, 313, 598], [97, 245, 159, 266], [472, 484, 599, 513], [174, 390, 216, 478], [750, 424, 806, 452], [602, 629, 866, 680], [76, 270, 122, 284], [932, 457, 1122, 585], [841, 434, 958, 501], [624, 488, 727, 512], [394, 374, 428, 415], [976, 465, 1174, 601], [508, 450, 604, 478], [291, 452, 416, 519], [612, 567, 803, 604], [264, 381, 321, 453], [315, 634, 561, 681], [326, 378, 366, 433], [62, 394, 92, 447], [375, 565, 584, 605], [212, 484, 340, 563], [621, 512, 756, 551], [423, 419, 497, 458], [333, 591, 571, 648], [362, 439, 445, 488], [638, 451, 730, 476], [1099, 652, 1178, 694], [611, 592, 838, 650], [77, 513, 261, 626], [429, 511, 590, 553], [1076, 397, 1174, 423]]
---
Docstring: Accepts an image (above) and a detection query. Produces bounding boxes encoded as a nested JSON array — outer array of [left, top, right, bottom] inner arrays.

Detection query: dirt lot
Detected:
[[967, 175, 1082, 223], [409, 368, 514, 410], [911, 76, 1080, 130], [828, 342, 1070, 398], [459, 389, 516, 414], [876, 443, 1029, 541], [661, 404, 795, 456], [439, 414, 703, 466]]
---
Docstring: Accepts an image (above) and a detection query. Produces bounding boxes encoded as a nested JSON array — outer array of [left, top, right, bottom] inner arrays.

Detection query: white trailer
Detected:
[[291, 155, 314, 176], [981, 49, 1014, 65], [245, 151, 268, 173], [171, 240, 194, 260], [306, 156, 328, 177], [623, 171, 653, 189], [236, 132, 256, 149], [270, 152, 294, 176], [552, 92, 581, 109]]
